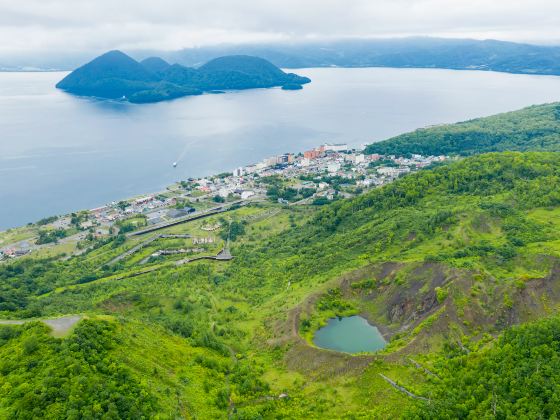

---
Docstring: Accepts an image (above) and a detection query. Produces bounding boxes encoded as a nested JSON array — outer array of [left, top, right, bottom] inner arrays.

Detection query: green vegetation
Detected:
[[0, 320, 157, 419], [410, 316, 560, 418], [36, 228, 67, 244], [366, 103, 560, 156], [56, 51, 311, 103], [4, 111, 560, 417], [36, 215, 58, 226]]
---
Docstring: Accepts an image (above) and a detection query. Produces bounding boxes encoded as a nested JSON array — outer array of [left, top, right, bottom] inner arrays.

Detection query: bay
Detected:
[[1, 67, 560, 229]]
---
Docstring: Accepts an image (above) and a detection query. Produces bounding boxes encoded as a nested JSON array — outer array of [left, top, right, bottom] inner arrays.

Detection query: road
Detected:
[[128, 196, 264, 236]]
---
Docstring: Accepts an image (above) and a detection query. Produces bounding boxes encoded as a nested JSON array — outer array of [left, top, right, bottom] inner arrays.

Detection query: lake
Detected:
[[313, 315, 386, 354], [1, 67, 560, 229]]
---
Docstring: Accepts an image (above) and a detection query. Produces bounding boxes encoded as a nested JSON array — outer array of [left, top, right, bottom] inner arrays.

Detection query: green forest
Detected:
[[3, 104, 560, 418], [365, 102, 560, 156]]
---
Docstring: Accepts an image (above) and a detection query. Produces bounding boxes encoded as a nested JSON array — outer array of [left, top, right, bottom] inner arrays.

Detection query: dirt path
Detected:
[[0, 315, 82, 337]]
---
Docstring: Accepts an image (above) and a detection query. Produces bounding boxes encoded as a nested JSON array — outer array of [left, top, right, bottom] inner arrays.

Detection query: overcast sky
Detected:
[[1, 0, 560, 57]]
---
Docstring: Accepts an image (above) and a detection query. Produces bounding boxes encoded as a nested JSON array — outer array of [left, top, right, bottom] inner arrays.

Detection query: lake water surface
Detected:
[[1, 68, 560, 229], [313, 315, 386, 353]]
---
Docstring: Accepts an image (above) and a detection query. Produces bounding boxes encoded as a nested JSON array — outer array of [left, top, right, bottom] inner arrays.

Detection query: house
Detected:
[[241, 190, 255, 200], [324, 143, 348, 152], [134, 195, 154, 206], [304, 149, 321, 160], [327, 163, 341, 173], [80, 220, 94, 229], [166, 207, 195, 219], [377, 167, 410, 177]]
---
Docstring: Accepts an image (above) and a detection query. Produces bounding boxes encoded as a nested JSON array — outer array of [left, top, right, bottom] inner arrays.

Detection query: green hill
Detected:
[[365, 102, 560, 156], [140, 56, 171, 74], [55, 50, 156, 98], [56, 51, 311, 103], [167, 38, 560, 76], [3, 150, 560, 417]]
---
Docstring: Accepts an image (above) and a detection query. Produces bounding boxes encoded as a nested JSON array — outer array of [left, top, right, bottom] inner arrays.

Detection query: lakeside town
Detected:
[[0, 143, 448, 261]]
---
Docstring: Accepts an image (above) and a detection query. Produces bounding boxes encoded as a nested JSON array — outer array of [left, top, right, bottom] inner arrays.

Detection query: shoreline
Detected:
[[0, 144, 446, 261]]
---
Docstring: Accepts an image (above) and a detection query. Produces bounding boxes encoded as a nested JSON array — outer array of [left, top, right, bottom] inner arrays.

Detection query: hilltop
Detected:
[[56, 51, 311, 103], [365, 102, 560, 156]]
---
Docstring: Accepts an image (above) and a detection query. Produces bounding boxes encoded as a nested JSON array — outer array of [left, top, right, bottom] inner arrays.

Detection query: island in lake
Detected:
[[56, 50, 311, 103]]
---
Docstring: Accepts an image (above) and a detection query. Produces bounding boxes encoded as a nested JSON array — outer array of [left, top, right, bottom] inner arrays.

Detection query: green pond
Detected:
[[313, 315, 386, 354]]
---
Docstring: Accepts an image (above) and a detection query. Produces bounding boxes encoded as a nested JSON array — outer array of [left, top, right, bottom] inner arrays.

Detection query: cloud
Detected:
[[1, 0, 560, 58]]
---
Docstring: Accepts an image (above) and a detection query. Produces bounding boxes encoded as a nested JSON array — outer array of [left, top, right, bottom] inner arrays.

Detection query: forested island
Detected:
[[2, 102, 560, 417], [56, 51, 311, 103]]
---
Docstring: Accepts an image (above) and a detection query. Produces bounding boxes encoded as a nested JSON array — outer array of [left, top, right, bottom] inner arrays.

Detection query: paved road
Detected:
[[128, 197, 263, 236]]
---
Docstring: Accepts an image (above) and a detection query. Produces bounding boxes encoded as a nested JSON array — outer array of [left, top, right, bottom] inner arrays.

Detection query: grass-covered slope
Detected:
[[0, 318, 233, 419], [3, 153, 560, 417], [365, 103, 560, 156]]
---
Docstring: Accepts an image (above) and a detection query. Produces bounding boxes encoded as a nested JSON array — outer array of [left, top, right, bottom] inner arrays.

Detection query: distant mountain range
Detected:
[[145, 38, 560, 76], [55, 51, 311, 103], [6, 37, 560, 77]]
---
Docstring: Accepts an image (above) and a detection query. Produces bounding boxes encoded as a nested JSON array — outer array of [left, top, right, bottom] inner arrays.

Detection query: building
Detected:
[[166, 207, 195, 219], [324, 143, 348, 152], [134, 196, 154, 206], [327, 163, 341, 173], [377, 167, 410, 177], [218, 188, 232, 198], [241, 190, 255, 200], [354, 154, 365, 164], [90, 205, 109, 216], [304, 149, 321, 160]]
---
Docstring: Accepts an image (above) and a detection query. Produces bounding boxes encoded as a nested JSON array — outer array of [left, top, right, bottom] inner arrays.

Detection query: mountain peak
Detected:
[[140, 56, 171, 74], [56, 51, 311, 103]]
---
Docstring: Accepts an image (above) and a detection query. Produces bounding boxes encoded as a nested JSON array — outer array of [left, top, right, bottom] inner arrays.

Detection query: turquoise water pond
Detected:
[[313, 315, 386, 354]]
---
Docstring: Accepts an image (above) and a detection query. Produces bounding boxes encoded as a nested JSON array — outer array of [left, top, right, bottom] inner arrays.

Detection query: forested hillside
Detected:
[[162, 38, 560, 76], [56, 51, 311, 103], [365, 103, 560, 156], [3, 150, 560, 417]]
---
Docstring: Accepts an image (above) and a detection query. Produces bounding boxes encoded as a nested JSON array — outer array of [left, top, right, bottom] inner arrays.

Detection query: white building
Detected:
[[241, 190, 255, 200], [244, 165, 257, 174], [218, 188, 232, 198], [346, 154, 365, 164], [377, 167, 410, 177], [324, 143, 348, 152], [327, 163, 341, 173]]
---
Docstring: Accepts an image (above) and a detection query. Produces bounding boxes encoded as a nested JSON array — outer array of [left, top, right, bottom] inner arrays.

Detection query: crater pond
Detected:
[[2, 67, 560, 229], [313, 315, 386, 354]]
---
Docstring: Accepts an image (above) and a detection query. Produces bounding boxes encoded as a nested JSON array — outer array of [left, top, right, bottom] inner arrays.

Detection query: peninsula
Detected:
[[56, 50, 311, 103]]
